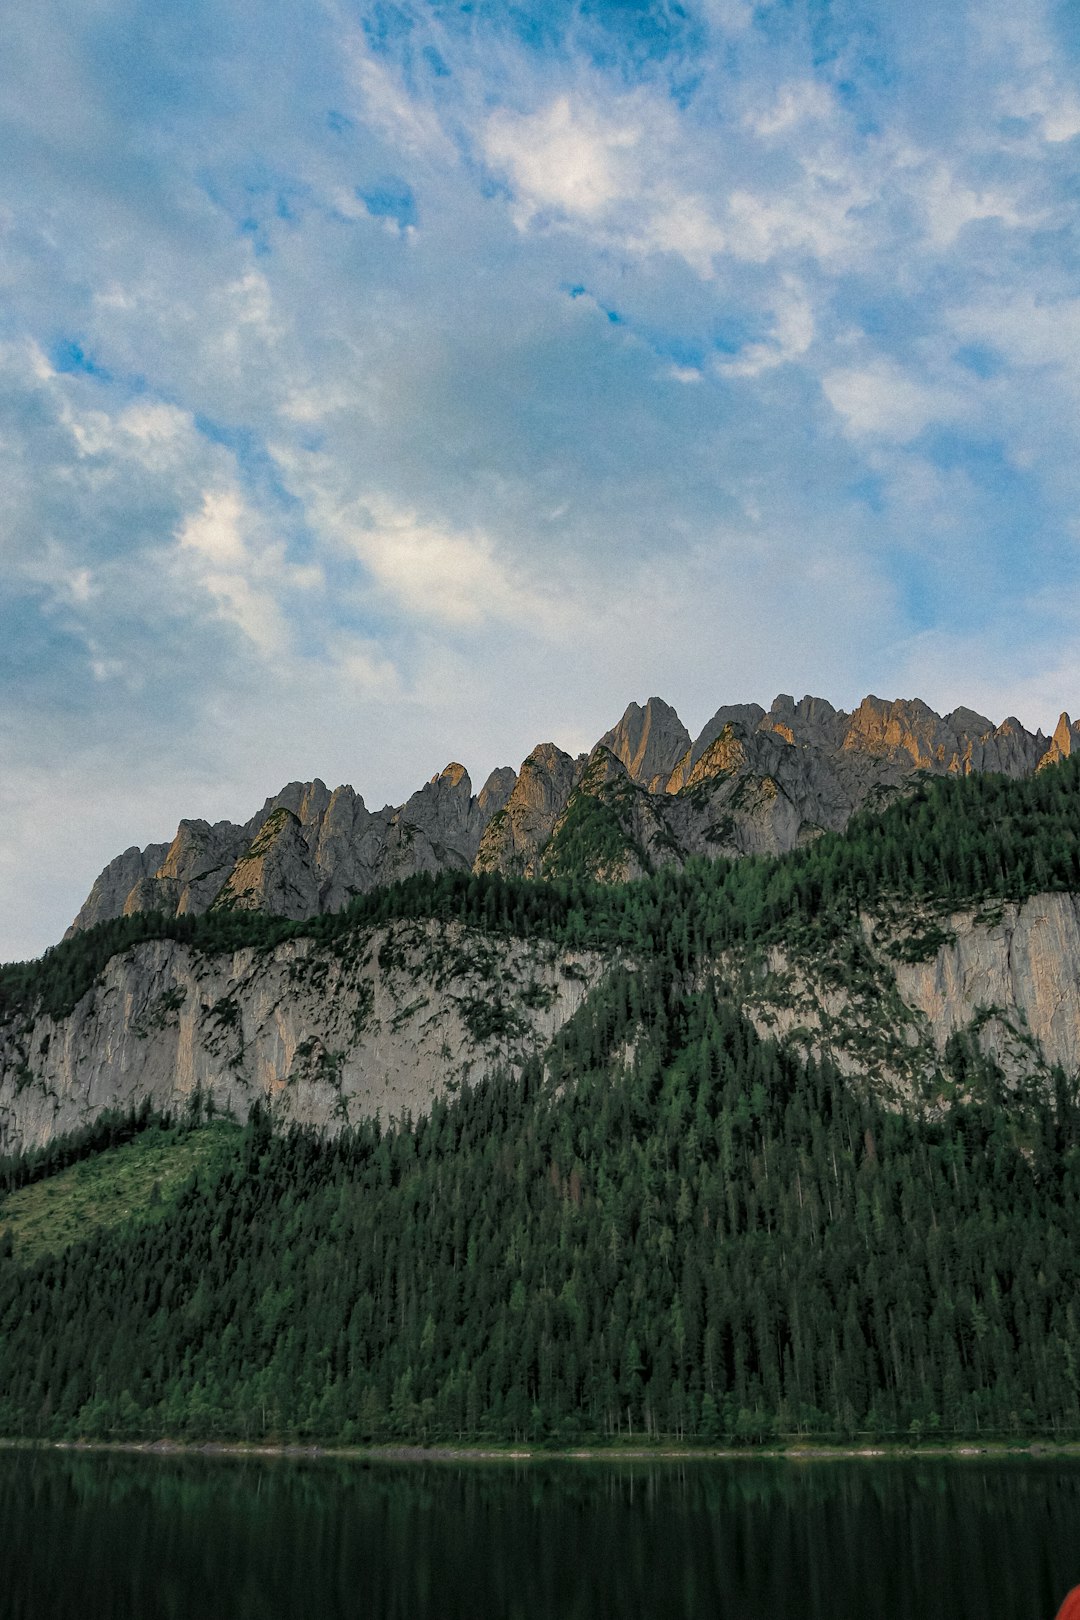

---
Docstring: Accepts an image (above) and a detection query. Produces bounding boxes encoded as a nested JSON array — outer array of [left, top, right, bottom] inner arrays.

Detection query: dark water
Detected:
[[3, 1448, 1079, 1619]]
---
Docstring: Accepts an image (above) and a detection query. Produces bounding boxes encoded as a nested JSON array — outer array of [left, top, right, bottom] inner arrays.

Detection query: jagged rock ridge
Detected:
[[69, 693, 1066, 935]]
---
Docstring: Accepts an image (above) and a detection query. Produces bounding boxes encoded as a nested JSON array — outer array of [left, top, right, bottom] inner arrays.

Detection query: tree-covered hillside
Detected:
[[1, 755, 1079, 1446], [1, 967, 1079, 1445]]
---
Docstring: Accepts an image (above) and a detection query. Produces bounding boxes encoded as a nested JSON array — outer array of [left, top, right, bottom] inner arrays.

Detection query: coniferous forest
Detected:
[[2, 760, 1080, 1446]]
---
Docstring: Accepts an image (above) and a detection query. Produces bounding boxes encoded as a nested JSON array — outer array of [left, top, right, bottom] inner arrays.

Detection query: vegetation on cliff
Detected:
[[1, 754, 1079, 1445]]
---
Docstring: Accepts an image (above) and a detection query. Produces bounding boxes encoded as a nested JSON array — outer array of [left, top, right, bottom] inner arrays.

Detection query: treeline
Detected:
[[5, 752, 1080, 1024], [2, 964, 1079, 1446]]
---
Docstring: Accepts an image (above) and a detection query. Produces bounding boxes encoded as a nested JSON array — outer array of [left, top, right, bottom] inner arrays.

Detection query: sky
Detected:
[[3, 0, 1080, 960]]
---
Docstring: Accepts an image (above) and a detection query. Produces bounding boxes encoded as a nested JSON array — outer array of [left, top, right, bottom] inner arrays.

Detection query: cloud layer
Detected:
[[3, 0, 1080, 957]]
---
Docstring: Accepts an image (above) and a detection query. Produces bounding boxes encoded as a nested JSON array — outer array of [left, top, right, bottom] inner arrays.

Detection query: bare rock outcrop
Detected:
[[1037, 711, 1080, 772], [540, 746, 682, 883], [0, 922, 607, 1156], [475, 744, 581, 877], [212, 809, 321, 917], [601, 698, 691, 792], [72, 842, 172, 932], [11, 887, 1080, 1159], [739, 893, 1080, 1103], [64, 690, 1070, 938]]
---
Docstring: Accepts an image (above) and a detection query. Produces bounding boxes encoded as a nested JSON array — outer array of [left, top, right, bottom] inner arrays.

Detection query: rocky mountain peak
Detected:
[[474, 744, 579, 878], [1037, 711, 1080, 772], [944, 706, 994, 736], [477, 766, 517, 817], [432, 762, 469, 789], [600, 697, 691, 792], [759, 694, 844, 751], [667, 702, 766, 791]]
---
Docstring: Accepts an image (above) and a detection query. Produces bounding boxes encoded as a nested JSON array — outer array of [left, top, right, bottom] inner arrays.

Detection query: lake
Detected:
[[3, 1448, 1078, 1619]]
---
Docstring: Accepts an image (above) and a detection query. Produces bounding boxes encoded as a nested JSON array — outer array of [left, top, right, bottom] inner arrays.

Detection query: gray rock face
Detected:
[[740, 893, 1080, 1105], [6, 891, 1080, 1158], [656, 693, 1056, 868], [66, 691, 1067, 935], [66, 765, 511, 935], [0, 922, 606, 1156], [542, 747, 652, 883], [475, 744, 581, 877], [396, 764, 486, 865], [1037, 711, 1080, 771], [73, 841, 171, 930], [213, 809, 321, 918], [666, 703, 768, 791], [600, 698, 691, 791]]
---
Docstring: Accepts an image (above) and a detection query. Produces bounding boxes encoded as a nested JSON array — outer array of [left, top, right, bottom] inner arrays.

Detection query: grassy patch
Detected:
[[0, 1123, 241, 1263]]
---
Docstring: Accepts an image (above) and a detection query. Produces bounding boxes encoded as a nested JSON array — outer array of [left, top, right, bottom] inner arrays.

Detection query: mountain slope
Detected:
[[2, 746, 1080, 1447], [4, 751, 1080, 1157], [1, 970, 1078, 1447]]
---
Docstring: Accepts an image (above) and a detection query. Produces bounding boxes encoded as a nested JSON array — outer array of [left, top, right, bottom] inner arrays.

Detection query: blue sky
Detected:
[[3, 0, 1080, 958]]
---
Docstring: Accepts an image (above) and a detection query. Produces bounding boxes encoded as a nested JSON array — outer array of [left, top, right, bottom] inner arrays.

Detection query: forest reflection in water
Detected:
[[4, 1448, 1079, 1620]]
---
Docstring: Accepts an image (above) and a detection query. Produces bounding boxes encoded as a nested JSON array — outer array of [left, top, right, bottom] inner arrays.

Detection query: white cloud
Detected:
[[337, 497, 567, 633], [175, 488, 320, 654], [697, 0, 754, 33], [179, 488, 249, 568], [915, 163, 1027, 249], [277, 376, 366, 427], [17, 349, 204, 476], [67, 567, 94, 604], [1039, 96, 1080, 144], [747, 80, 834, 139], [633, 192, 726, 275], [211, 271, 283, 372], [337, 641, 403, 699], [118, 400, 192, 448], [724, 176, 865, 265], [1000, 70, 1080, 144], [485, 95, 641, 220], [483, 93, 726, 276], [346, 41, 456, 160], [27, 339, 55, 382], [715, 278, 814, 377], [951, 294, 1080, 382], [822, 359, 964, 442]]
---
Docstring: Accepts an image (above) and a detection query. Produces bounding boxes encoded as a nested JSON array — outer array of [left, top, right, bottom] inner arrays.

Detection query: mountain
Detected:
[[66, 693, 1067, 935], [3, 734, 1080, 1158], [2, 750, 1080, 1448]]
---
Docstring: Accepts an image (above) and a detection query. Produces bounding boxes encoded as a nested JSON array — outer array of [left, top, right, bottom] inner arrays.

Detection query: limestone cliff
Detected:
[[540, 746, 675, 884], [738, 892, 1080, 1105], [69, 766, 513, 935], [1037, 711, 1080, 772], [474, 744, 581, 878], [0, 922, 605, 1156], [6, 889, 1079, 1158], [600, 698, 691, 792]]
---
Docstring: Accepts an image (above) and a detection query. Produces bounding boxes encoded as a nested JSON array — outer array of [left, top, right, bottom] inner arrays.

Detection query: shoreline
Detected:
[[3, 1436, 1079, 1465]]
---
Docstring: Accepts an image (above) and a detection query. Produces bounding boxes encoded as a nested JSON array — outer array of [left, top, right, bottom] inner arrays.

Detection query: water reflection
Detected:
[[3, 1449, 1079, 1620]]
